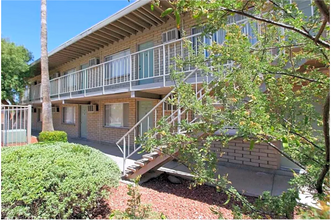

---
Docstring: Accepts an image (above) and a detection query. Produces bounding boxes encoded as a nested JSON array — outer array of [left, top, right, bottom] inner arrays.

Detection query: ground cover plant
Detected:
[[1, 142, 120, 219]]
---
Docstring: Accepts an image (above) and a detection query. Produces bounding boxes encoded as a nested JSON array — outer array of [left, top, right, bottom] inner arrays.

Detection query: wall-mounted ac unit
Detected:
[[162, 28, 180, 43], [52, 106, 60, 113], [88, 58, 100, 67], [87, 104, 99, 113]]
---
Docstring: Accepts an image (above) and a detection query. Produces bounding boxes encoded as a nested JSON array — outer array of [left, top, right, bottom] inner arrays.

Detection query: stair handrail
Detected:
[[116, 67, 200, 152], [162, 62, 234, 128]]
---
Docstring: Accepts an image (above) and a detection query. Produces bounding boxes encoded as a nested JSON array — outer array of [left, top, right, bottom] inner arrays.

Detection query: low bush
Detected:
[[39, 130, 68, 142], [1, 142, 121, 219]]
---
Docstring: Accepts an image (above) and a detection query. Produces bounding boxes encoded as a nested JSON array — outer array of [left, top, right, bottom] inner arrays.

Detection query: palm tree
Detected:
[[41, 0, 54, 131]]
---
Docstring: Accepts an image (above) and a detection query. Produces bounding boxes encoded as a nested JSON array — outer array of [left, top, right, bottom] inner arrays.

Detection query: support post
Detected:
[[84, 70, 87, 97], [163, 44, 166, 87], [27, 105, 32, 144], [177, 96, 181, 134], [123, 139, 126, 175], [102, 63, 105, 94], [129, 55, 132, 91], [58, 79, 60, 100]]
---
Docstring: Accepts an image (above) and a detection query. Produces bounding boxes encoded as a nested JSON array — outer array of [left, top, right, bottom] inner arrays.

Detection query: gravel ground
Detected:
[[108, 174, 257, 219]]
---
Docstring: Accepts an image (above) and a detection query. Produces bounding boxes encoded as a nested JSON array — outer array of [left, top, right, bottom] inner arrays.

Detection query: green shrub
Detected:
[[1, 142, 121, 219], [39, 130, 68, 142]]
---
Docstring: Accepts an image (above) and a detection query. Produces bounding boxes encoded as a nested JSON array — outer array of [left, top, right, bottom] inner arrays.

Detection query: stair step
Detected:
[[124, 170, 134, 178], [149, 152, 160, 156], [127, 165, 141, 172], [142, 152, 160, 161], [142, 154, 155, 161], [134, 158, 149, 167]]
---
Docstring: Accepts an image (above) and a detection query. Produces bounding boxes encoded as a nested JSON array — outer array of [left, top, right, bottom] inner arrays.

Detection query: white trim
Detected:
[[104, 102, 130, 105]]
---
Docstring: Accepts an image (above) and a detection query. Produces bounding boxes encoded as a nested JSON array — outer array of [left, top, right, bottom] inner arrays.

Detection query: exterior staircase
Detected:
[[125, 146, 178, 179], [116, 67, 222, 179]]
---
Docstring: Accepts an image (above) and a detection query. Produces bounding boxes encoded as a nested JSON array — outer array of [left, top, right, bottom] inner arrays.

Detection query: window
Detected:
[[63, 68, 76, 75], [191, 14, 258, 56], [88, 58, 100, 67], [162, 28, 180, 43], [104, 103, 129, 127], [63, 106, 75, 124], [37, 108, 42, 122], [164, 103, 177, 111], [80, 63, 89, 70], [104, 49, 130, 80], [291, 0, 314, 17], [191, 26, 204, 55]]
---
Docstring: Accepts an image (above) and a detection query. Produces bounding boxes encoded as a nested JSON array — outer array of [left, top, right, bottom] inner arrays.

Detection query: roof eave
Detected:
[[30, 0, 151, 67]]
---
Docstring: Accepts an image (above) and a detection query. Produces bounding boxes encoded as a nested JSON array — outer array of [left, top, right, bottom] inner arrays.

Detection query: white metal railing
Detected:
[[117, 62, 235, 175], [116, 68, 202, 173], [1, 105, 32, 146], [22, 17, 257, 104], [24, 32, 204, 102]]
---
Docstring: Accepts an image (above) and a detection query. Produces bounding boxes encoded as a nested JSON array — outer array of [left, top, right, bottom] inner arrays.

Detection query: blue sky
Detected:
[[1, 0, 134, 62]]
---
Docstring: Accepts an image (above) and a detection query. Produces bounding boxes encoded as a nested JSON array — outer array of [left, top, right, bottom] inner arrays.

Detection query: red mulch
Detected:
[[108, 174, 257, 219]]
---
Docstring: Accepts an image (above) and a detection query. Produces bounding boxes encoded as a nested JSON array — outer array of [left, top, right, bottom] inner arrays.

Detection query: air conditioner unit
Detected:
[[88, 58, 100, 67], [52, 107, 60, 113], [87, 104, 98, 113], [162, 28, 180, 43]]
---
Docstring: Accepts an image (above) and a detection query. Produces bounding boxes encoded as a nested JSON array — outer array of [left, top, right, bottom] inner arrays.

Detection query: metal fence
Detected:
[[1, 105, 32, 147]]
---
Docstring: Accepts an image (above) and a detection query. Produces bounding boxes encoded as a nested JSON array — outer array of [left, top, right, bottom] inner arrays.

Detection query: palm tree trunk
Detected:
[[41, 0, 54, 131]]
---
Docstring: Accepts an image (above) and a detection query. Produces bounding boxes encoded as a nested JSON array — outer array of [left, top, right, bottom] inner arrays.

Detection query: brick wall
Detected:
[[32, 103, 80, 138], [32, 97, 137, 142], [212, 138, 281, 170], [86, 98, 137, 143]]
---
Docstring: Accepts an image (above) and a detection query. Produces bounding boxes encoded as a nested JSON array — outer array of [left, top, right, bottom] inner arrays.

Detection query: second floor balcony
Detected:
[[23, 32, 209, 103], [22, 16, 257, 104]]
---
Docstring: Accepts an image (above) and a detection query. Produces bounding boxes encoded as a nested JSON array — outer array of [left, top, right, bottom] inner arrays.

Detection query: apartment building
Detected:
[[23, 0, 317, 176]]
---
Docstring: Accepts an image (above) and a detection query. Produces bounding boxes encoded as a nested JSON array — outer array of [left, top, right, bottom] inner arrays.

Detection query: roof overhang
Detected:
[[31, 0, 175, 75]]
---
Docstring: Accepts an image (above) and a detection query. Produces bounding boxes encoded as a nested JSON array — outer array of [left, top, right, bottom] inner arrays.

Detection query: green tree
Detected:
[[143, 0, 329, 217], [1, 38, 33, 103]]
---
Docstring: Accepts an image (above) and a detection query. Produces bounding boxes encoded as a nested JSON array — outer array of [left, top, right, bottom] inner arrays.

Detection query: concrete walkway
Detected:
[[68, 137, 293, 197]]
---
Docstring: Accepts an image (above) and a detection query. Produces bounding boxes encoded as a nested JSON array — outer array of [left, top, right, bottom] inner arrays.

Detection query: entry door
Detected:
[[138, 101, 154, 135], [80, 105, 88, 138], [138, 41, 154, 85]]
